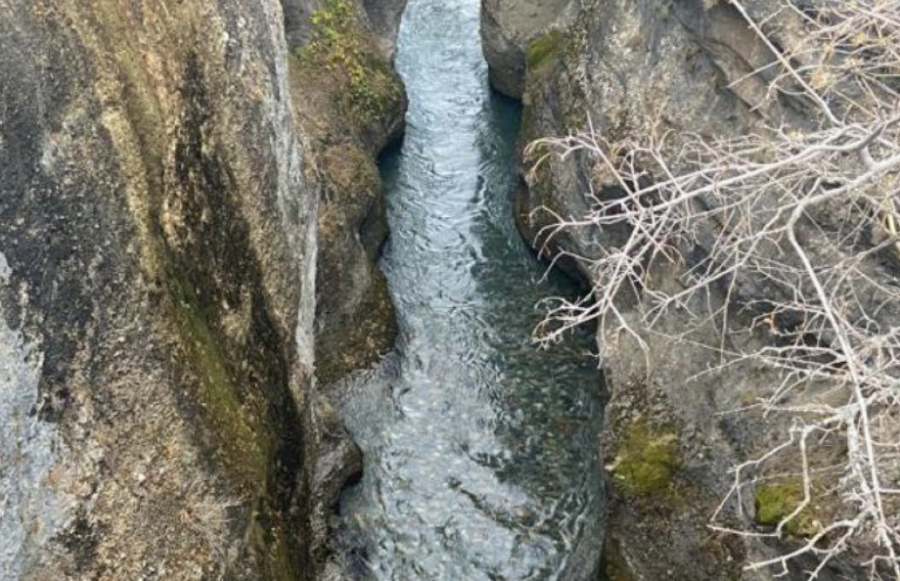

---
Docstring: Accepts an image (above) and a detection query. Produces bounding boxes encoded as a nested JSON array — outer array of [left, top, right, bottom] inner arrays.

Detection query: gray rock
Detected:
[[482, 0, 891, 579], [362, 0, 409, 60], [0, 0, 405, 579], [481, 0, 578, 98], [287, 0, 408, 387], [0, 1, 317, 578]]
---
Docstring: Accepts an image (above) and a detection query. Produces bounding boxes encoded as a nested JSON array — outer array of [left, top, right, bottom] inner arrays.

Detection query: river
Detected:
[[331, 0, 605, 578]]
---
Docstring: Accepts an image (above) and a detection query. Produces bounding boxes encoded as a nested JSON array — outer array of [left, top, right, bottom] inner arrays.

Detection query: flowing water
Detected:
[[332, 0, 605, 578]]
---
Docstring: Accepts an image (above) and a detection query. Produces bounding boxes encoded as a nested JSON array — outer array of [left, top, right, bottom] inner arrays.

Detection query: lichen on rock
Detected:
[[526, 29, 565, 70]]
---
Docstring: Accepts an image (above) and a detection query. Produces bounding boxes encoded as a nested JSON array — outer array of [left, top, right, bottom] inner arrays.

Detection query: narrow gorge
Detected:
[[327, 0, 603, 578], [2, 0, 897, 581]]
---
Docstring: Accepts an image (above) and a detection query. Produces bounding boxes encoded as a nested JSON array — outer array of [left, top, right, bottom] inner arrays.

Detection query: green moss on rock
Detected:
[[612, 420, 680, 498], [165, 263, 270, 489], [164, 260, 309, 580], [754, 481, 817, 537], [290, 3, 405, 388], [298, 0, 402, 124], [527, 30, 565, 70]]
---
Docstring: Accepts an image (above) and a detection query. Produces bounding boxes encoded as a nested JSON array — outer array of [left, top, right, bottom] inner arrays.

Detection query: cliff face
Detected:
[[0, 0, 404, 579], [289, 0, 408, 387], [482, 1, 887, 580]]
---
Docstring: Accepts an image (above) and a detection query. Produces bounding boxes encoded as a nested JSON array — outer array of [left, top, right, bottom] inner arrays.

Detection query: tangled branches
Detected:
[[528, 0, 900, 578]]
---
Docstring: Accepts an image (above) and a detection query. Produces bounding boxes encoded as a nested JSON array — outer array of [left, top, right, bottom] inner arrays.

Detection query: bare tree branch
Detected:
[[529, 1, 900, 577]]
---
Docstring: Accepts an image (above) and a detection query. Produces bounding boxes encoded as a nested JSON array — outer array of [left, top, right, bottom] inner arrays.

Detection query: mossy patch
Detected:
[[249, 497, 305, 581], [527, 30, 566, 70], [165, 262, 270, 489], [754, 481, 818, 537], [297, 0, 402, 125], [164, 256, 308, 580], [291, 2, 404, 387], [611, 420, 680, 498]]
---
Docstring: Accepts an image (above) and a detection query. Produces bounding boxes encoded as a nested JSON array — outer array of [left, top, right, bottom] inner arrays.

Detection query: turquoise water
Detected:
[[332, 0, 604, 578]]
